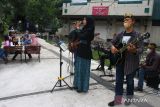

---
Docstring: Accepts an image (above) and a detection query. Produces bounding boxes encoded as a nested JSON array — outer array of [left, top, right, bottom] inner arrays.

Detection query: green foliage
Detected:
[[0, 0, 63, 34], [157, 46, 160, 51], [92, 50, 103, 60], [26, 0, 63, 33], [2, 22, 9, 35], [92, 49, 110, 66], [0, 0, 15, 34], [0, 35, 4, 48]]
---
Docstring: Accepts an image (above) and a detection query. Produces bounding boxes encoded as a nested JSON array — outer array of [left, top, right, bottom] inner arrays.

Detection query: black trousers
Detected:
[[100, 51, 113, 70], [12, 51, 32, 60], [146, 74, 160, 90]]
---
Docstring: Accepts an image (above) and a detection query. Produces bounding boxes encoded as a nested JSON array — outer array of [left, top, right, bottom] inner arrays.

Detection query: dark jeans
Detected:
[[0, 48, 7, 58], [115, 64, 136, 96]]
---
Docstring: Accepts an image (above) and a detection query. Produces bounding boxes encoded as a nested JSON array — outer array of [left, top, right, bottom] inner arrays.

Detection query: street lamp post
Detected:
[[18, 20, 22, 32], [35, 24, 39, 33]]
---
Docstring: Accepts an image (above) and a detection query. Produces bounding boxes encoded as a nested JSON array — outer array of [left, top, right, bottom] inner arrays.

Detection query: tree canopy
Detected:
[[0, 0, 63, 34]]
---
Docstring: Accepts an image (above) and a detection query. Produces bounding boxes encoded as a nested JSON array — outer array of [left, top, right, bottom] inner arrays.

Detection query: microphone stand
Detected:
[[51, 41, 72, 92]]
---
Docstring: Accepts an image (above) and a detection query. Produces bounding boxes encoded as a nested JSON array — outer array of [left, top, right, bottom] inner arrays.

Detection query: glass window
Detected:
[[118, 0, 143, 4], [71, 0, 88, 5], [119, 0, 142, 1], [72, 0, 87, 3]]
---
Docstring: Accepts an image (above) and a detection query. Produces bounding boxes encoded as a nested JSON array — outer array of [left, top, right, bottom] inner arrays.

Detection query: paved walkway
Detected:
[[0, 38, 159, 107]]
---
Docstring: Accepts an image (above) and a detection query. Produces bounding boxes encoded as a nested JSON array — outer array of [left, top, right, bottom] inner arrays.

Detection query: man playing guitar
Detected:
[[108, 13, 144, 106]]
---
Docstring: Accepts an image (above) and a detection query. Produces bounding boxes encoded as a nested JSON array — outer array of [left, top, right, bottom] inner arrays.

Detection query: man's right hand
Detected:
[[76, 21, 81, 29], [111, 45, 119, 54]]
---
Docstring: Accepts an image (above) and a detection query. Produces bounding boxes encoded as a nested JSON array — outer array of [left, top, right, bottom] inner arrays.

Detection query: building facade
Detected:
[[62, 0, 160, 45]]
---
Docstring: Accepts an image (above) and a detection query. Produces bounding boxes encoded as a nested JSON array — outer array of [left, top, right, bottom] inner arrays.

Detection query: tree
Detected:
[[0, 0, 63, 34], [26, 0, 63, 33], [0, 0, 15, 34]]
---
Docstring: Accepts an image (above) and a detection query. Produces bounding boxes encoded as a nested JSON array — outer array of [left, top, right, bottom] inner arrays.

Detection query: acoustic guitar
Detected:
[[68, 33, 100, 53], [112, 32, 150, 65]]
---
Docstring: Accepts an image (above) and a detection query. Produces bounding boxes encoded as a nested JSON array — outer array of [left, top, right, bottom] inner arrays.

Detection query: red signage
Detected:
[[92, 6, 109, 16]]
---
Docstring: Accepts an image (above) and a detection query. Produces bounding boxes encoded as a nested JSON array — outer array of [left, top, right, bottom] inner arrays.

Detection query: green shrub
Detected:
[[0, 37, 3, 48], [92, 49, 110, 66]]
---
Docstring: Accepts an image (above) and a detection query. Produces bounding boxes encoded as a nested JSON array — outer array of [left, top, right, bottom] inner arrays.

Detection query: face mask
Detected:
[[146, 48, 152, 54], [124, 22, 130, 29]]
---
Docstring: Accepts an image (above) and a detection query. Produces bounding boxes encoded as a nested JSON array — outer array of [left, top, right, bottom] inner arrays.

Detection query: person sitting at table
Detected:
[[12, 37, 18, 46], [8, 31, 15, 41], [12, 34, 32, 60], [1, 36, 9, 63], [30, 34, 39, 46], [4, 36, 10, 46], [8, 31, 18, 45], [1, 36, 10, 48], [23, 34, 32, 45], [0, 36, 8, 64]]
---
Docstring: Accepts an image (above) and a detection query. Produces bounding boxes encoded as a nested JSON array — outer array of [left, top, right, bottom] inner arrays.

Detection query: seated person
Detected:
[[8, 31, 18, 45], [99, 48, 114, 71], [12, 34, 32, 60], [1, 36, 10, 48], [23, 34, 32, 45], [12, 37, 18, 45], [30, 34, 39, 46], [8, 31, 15, 41], [136, 43, 160, 91], [0, 36, 10, 63], [3, 36, 10, 46]]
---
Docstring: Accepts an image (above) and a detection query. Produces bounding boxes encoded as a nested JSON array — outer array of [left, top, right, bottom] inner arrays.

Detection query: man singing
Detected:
[[108, 13, 144, 106]]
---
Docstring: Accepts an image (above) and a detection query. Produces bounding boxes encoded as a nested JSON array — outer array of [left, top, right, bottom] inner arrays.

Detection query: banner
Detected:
[[92, 6, 109, 16]]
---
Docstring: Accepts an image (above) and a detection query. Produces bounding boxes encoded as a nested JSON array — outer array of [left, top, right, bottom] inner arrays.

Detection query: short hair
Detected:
[[4, 35, 9, 41], [148, 43, 157, 49]]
